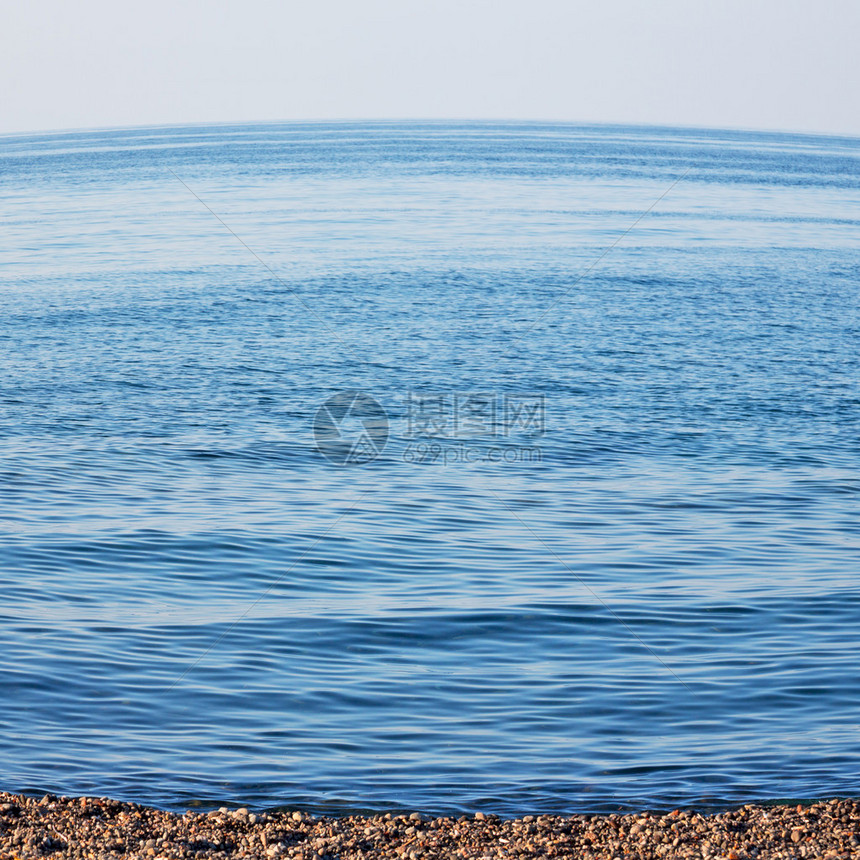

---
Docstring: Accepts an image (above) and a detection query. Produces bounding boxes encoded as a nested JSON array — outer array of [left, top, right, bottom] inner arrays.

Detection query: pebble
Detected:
[[2, 790, 860, 859]]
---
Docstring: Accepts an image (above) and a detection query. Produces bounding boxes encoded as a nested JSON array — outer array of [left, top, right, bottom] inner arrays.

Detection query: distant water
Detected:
[[1, 121, 859, 815]]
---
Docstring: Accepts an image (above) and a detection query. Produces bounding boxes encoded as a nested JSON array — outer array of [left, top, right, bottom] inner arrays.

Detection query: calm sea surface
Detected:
[[1, 122, 859, 814]]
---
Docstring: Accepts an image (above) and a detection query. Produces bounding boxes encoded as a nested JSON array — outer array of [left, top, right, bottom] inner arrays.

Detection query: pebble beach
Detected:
[[2, 792, 860, 860]]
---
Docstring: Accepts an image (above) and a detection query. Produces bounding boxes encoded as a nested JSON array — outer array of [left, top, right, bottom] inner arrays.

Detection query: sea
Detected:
[[1, 121, 859, 815]]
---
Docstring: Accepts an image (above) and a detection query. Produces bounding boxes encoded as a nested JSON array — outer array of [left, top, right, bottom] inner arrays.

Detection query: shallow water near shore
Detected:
[[1, 121, 860, 814]]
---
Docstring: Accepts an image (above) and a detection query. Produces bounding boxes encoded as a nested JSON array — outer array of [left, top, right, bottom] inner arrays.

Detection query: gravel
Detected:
[[2, 791, 860, 859]]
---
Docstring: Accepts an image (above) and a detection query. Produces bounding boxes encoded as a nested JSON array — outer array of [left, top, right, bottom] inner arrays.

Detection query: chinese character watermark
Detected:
[[403, 392, 544, 439]]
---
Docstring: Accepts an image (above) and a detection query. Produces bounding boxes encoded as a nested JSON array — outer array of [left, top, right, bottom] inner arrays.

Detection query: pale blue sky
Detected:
[[3, 0, 859, 137]]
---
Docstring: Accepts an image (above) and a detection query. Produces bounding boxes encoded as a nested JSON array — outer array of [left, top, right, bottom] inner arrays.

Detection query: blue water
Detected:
[[1, 121, 859, 815]]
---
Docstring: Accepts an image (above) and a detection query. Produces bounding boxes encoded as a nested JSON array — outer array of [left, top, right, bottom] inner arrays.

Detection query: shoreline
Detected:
[[3, 792, 860, 859]]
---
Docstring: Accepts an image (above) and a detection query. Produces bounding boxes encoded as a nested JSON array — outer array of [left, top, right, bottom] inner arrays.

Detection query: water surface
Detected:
[[1, 121, 859, 813]]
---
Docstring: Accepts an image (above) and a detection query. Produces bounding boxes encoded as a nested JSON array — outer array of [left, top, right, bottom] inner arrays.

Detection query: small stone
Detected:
[[5, 791, 860, 860]]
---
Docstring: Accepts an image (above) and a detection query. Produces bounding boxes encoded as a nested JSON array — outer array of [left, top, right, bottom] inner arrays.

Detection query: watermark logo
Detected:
[[313, 390, 390, 465], [313, 390, 543, 465]]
